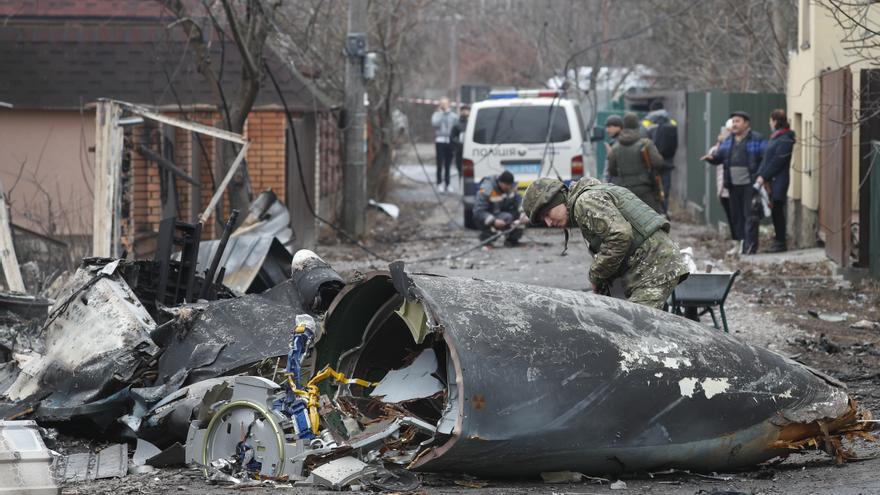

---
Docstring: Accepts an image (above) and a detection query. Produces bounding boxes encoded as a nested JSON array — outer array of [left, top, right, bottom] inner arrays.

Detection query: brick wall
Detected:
[[128, 110, 289, 244], [244, 111, 287, 201]]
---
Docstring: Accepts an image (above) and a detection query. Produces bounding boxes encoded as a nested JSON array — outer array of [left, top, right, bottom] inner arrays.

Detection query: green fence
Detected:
[[684, 91, 786, 227], [870, 142, 880, 279]]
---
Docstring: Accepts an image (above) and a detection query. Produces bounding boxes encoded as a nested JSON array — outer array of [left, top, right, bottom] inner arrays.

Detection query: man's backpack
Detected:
[[652, 122, 678, 160]]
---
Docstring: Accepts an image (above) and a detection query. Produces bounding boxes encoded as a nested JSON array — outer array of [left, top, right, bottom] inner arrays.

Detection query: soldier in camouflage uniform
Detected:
[[522, 177, 689, 310], [606, 112, 665, 214]]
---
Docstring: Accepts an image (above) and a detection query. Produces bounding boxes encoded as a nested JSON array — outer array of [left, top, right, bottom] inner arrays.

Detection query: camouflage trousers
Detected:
[[619, 230, 689, 310]]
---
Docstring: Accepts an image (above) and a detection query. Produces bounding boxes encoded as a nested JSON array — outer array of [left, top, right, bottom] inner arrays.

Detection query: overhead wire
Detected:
[[404, 123, 461, 227], [264, 59, 390, 261], [265, 60, 512, 265]]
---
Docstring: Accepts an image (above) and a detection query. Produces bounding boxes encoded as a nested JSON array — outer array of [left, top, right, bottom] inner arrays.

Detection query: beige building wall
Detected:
[[0, 110, 96, 236], [787, 1, 880, 243]]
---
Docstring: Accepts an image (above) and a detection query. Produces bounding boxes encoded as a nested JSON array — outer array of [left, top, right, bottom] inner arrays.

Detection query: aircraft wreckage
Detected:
[[0, 249, 871, 486], [182, 253, 872, 480]]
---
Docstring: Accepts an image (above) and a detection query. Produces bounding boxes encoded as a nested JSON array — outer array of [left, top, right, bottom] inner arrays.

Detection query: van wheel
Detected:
[[463, 203, 476, 230]]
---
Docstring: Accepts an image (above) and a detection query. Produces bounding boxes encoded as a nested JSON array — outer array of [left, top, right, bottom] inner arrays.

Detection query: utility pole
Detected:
[[449, 18, 458, 101], [342, 0, 368, 238]]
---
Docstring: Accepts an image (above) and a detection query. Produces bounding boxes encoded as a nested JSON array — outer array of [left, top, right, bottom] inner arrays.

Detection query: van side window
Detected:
[[472, 106, 571, 144]]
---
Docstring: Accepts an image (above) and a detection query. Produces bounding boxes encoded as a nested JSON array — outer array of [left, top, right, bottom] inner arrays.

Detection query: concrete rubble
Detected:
[[0, 241, 874, 491]]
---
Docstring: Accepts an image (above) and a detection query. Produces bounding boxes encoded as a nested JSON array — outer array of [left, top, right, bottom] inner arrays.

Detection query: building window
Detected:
[[801, 0, 811, 50]]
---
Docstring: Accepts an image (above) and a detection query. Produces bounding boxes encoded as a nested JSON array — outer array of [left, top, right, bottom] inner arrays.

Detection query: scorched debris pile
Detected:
[[0, 251, 873, 490]]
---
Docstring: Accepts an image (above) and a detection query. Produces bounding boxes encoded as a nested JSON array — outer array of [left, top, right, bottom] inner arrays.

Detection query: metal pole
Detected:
[[705, 92, 712, 226], [342, 0, 368, 238], [0, 178, 24, 292], [449, 19, 458, 99], [200, 209, 240, 299]]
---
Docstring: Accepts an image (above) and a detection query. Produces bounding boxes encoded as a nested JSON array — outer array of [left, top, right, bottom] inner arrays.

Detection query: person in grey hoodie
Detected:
[[432, 98, 459, 193]]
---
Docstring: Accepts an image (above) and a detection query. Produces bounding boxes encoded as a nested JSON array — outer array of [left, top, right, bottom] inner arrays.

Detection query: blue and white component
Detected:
[[274, 314, 318, 440], [487, 89, 564, 100]]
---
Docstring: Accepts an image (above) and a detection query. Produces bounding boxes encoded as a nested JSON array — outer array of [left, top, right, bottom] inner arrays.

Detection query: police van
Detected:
[[461, 89, 589, 228]]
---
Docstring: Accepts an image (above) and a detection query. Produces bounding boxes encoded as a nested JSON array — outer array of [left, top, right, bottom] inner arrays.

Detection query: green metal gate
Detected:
[[685, 91, 786, 228], [870, 142, 880, 279]]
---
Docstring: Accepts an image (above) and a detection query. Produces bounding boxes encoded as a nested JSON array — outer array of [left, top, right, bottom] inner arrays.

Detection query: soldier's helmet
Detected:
[[522, 177, 566, 225]]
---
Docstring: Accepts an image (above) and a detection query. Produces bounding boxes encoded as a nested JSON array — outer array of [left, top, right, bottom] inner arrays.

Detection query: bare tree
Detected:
[[159, 0, 283, 227], [635, 0, 796, 93], [823, 0, 880, 66], [273, 0, 434, 201], [364, 0, 431, 199]]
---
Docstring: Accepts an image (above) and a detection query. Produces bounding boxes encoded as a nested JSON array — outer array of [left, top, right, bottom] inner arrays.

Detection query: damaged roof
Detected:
[[0, 5, 334, 111]]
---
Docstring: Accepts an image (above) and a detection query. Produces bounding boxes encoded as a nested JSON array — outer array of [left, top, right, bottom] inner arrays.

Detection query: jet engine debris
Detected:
[[183, 258, 873, 487], [194, 190, 294, 295], [0, 249, 343, 443], [0, 246, 872, 489]]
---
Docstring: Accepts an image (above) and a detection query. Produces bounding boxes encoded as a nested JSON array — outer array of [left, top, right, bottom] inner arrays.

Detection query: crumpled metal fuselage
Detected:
[[321, 270, 870, 477]]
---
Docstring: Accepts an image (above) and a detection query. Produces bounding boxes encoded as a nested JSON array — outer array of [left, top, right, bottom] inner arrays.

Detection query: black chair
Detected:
[[668, 270, 740, 333]]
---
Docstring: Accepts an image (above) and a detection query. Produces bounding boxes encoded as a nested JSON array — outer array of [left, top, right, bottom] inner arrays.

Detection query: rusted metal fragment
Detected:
[[320, 271, 872, 476]]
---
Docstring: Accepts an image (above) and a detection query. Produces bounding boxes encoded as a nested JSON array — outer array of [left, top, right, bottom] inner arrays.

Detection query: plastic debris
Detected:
[[310, 456, 368, 490], [541, 471, 585, 483], [807, 309, 849, 322], [851, 320, 880, 330]]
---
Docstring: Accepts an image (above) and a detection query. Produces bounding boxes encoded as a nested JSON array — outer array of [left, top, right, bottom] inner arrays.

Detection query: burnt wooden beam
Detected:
[[136, 144, 201, 187]]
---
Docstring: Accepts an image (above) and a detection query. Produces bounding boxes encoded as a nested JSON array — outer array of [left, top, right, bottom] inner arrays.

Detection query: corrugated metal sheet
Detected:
[[819, 68, 853, 266], [196, 236, 292, 294]]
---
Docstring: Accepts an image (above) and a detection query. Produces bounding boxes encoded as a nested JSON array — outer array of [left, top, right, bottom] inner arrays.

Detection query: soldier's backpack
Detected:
[[652, 122, 678, 160]]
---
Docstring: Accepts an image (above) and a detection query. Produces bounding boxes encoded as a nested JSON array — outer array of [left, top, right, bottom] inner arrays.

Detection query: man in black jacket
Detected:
[[756, 109, 795, 253], [450, 105, 470, 181]]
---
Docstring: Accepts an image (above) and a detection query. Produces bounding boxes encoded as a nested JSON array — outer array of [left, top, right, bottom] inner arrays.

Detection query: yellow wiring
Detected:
[[284, 365, 379, 435]]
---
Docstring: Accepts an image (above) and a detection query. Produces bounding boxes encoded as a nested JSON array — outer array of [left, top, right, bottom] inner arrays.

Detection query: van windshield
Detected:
[[472, 105, 571, 144]]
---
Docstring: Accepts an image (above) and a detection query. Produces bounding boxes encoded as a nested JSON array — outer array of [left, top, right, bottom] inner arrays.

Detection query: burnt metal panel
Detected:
[[819, 68, 853, 266], [156, 279, 306, 388], [323, 272, 862, 476]]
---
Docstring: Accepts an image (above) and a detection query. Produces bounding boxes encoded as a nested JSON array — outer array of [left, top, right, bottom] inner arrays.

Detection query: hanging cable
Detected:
[[263, 60, 514, 264]]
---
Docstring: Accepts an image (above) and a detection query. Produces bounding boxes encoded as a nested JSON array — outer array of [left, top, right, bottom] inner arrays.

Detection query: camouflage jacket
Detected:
[[567, 178, 680, 286]]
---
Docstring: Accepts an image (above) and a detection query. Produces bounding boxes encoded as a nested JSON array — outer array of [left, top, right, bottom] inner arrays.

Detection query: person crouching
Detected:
[[472, 171, 528, 248]]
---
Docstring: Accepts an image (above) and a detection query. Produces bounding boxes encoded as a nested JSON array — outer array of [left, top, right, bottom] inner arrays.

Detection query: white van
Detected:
[[461, 90, 588, 228]]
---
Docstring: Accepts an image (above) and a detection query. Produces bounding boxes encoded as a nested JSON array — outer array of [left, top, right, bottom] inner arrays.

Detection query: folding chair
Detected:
[[668, 270, 741, 333]]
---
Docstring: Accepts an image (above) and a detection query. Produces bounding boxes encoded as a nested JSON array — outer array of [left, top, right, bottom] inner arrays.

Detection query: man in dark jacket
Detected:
[[472, 171, 527, 247], [756, 109, 795, 253], [602, 114, 623, 183], [703, 111, 766, 254], [606, 112, 665, 213], [642, 101, 679, 214], [450, 105, 470, 180]]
